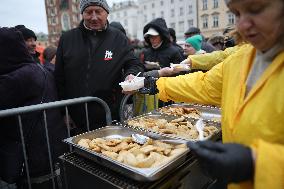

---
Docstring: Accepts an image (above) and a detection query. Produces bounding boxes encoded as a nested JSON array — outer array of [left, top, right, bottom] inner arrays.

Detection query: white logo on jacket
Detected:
[[104, 50, 113, 61]]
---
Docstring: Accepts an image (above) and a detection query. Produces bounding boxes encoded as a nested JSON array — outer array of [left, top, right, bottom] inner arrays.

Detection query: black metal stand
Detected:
[[60, 153, 214, 189]]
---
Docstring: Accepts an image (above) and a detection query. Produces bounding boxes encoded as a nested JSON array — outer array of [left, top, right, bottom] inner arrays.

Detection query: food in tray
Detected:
[[159, 106, 201, 119], [127, 117, 218, 140], [77, 137, 187, 169]]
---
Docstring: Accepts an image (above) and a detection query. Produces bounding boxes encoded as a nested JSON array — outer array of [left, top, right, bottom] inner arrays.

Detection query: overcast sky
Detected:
[[0, 0, 123, 34]]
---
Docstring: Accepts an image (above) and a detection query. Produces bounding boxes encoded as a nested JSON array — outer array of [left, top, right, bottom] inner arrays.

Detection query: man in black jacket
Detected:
[[142, 18, 184, 76], [55, 0, 143, 131]]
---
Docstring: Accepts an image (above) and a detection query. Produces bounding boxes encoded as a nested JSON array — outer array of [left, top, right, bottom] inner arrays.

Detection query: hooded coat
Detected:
[[55, 21, 144, 130], [0, 27, 66, 181], [143, 18, 184, 69], [157, 44, 284, 189]]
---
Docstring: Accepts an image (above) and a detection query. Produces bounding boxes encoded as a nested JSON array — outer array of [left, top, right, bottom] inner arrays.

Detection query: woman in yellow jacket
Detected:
[[156, 0, 284, 188]]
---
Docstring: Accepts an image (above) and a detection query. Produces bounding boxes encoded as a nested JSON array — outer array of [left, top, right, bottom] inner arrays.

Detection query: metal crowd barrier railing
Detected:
[[0, 97, 112, 189]]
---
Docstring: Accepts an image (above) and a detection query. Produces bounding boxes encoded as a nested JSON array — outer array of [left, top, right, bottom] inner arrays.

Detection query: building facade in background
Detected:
[[198, 0, 235, 38], [45, 0, 235, 44], [109, 1, 139, 39], [45, 0, 81, 45], [135, 0, 197, 41]]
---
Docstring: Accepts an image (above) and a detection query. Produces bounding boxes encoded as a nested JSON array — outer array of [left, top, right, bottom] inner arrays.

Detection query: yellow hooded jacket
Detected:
[[157, 44, 284, 189], [189, 44, 247, 71]]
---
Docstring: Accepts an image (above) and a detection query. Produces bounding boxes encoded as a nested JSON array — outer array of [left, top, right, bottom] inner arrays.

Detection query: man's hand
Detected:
[[122, 74, 138, 95], [180, 58, 192, 69], [158, 67, 181, 77], [187, 141, 254, 184]]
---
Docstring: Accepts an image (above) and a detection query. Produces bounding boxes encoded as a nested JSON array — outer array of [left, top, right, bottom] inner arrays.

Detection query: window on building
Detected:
[[188, 19, 193, 27], [60, 0, 69, 10], [202, 15, 208, 28], [178, 21, 184, 33], [152, 13, 156, 19], [51, 17, 57, 25], [212, 14, 219, 27], [170, 23, 176, 30], [144, 15, 147, 23], [152, 3, 155, 8], [51, 7, 55, 16], [161, 11, 164, 18], [160, 1, 164, 6], [171, 9, 175, 17], [61, 12, 71, 31], [180, 7, 184, 16], [48, 0, 54, 6], [188, 5, 192, 14], [202, 0, 208, 10], [228, 12, 235, 25], [171, 0, 174, 4], [213, 0, 219, 8]]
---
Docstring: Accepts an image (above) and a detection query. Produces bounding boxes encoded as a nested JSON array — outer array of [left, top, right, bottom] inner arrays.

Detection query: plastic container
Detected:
[[170, 63, 190, 71], [119, 77, 145, 91]]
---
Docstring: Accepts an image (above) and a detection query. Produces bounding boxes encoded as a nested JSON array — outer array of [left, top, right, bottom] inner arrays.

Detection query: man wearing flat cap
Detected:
[[55, 0, 144, 131]]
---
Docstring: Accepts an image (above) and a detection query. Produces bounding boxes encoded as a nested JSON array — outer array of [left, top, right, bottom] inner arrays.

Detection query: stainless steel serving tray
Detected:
[[124, 112, 221, 141], [155, 103, 221, 122], [64, 126, 189, 181]]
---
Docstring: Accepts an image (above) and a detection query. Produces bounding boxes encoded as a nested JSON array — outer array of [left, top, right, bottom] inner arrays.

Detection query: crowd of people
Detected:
[[0, 0, 283, 189]]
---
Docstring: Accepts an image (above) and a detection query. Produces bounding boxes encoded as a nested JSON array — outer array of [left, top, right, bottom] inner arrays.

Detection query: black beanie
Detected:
[[18, 27, 37, 41]]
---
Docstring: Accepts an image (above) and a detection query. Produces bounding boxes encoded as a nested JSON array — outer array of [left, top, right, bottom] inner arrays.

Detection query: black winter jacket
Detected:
[[143, 18, 184, 68], [0, 28, 66, 181], [55, 21, 143, 129]]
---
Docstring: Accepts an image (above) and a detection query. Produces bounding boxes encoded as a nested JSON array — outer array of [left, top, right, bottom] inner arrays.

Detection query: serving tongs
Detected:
[[131, 134, 186, 145]]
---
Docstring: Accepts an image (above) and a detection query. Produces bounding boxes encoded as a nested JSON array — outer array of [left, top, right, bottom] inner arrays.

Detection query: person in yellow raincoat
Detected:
[[156, 0, 284, 188]]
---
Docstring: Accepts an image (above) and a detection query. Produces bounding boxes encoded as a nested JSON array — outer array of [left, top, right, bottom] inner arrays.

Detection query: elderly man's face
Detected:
[[83, 6, 108, 30], [25, 37, 36, 54]]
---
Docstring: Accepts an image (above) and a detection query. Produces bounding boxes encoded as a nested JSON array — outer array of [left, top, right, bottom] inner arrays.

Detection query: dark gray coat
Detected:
[[0, 27, 66, 181]]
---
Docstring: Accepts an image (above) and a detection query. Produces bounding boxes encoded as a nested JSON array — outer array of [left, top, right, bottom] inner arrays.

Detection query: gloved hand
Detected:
[[187, 141, 254, 184]]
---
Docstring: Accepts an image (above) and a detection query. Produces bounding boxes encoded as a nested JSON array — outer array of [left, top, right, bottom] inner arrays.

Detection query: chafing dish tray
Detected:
[[64, 126, 189, 181], [156, 103, 221, 122], [125, 113, 221, 141]]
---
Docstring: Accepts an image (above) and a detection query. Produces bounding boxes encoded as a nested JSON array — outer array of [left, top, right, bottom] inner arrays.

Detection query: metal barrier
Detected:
[[0, 97, 112, 189]]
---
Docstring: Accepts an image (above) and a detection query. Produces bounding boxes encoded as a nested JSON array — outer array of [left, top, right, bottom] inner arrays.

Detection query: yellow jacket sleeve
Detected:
[[250, 140, 284, 189], [190, 45, 240, 70], [157, 62, 223, 106]]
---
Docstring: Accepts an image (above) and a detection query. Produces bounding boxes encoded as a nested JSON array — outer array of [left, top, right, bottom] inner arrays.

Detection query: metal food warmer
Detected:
[[60, 103, 221, 189]]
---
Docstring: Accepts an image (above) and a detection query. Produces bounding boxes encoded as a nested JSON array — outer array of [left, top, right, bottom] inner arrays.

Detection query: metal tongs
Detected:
[[195, 119, 205, 140], [131, 134, 187, 145]]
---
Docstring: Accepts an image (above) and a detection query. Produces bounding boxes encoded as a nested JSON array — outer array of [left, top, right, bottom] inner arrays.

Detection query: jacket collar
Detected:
[[79, 20, 109, 36], [235, 46, 284, 120]]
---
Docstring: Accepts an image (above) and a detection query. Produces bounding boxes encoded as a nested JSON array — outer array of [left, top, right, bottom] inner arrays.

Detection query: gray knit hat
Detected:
[[80, 0, 110, 14]]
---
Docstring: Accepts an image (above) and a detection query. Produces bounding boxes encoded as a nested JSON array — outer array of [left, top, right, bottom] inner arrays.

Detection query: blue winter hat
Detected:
[[185, 35, 203, 51]]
